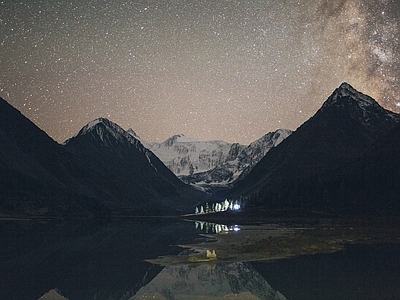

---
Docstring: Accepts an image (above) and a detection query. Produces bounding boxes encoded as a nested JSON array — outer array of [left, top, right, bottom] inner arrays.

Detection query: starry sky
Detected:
[[1, 0, 399, 144]]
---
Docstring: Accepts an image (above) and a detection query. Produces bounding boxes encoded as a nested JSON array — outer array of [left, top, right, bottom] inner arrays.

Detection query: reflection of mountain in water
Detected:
[[131, 262, 287, 300]]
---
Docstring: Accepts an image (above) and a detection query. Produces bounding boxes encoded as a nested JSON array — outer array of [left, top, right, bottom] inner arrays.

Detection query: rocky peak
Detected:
[[64, 117, 144, 149], [322, 82, 377, 110], [318, 83, 399, 134]]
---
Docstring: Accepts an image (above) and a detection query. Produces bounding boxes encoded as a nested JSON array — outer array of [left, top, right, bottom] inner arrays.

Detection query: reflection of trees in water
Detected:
[[195, 199, 242, 214], [195, 220, 240, 234]]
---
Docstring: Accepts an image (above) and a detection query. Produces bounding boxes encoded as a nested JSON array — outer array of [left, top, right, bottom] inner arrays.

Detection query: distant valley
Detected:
[[0, 82, 399, 220], [131, 129, 292, 191]]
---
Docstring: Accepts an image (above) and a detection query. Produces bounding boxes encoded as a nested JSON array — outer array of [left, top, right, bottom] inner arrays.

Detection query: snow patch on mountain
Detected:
[[67, 119, 293, 189], [322, 82, 400, 133], [65, 118, 160, 172], [148, 134, 243, 176], [65, 118, 131, 145], [82, 118, 126, 141], [324, 82, 379, 110], [70, 119, 293, 189], [127, 128, 150, 148], [179, 129, 292, 189]]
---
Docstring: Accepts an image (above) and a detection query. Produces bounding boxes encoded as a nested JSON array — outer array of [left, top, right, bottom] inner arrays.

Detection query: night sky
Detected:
[[1, 0, 399, 144]]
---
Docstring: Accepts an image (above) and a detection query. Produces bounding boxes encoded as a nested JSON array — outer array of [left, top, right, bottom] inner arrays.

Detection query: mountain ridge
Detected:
[[0, 100, 204, 219], [147, 134, 242, 176], [225, 82, 400, 215], [179, 129, 292, 189], [0, 97, 112, 219], [1, 82, 399, 218], [63, 117, 204, 215]]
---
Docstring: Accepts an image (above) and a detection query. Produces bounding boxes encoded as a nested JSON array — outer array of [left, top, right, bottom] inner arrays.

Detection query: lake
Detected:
[[0, 217, 399, 300]]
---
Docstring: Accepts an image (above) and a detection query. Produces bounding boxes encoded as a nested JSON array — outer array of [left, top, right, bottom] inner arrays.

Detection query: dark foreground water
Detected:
[[0, 218, 399, 300]]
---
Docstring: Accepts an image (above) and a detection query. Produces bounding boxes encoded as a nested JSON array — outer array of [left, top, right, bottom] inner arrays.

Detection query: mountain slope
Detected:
[[64, 118, 204, 215], [0, 97, 108, 219], [227, 83, 400, 214], [0, 98, 77, 189], [148, 134, 245, 176], [329, 122, 400, 214], [180, 129, 292, 188], [0, 98, 204, 218], [268, 121, 400, 215]]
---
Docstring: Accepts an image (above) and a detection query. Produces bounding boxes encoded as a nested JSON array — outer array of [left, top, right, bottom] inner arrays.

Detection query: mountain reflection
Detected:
[[10, 218, 400, 300], [131, 261, 287, 300]]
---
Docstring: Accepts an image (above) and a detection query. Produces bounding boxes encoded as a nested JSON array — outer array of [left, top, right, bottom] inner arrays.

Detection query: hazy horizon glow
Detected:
[[1, 0, 399, 144]]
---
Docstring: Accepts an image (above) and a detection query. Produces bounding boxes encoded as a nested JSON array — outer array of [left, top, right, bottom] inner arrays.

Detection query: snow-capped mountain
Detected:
[[127, 128, 150, 148], [131, 262, 287, 299], [0, 97, 112, 219], [179, 129, 292, 188], [65, 118, 145, 149], [148, 134, 246, 176], [321, 82, 399, 134]]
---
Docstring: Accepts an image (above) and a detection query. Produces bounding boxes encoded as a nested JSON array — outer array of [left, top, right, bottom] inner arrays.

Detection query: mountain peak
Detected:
[[317, 83, 400, 136], [84, 117, 109, 129], [127, 128, 139, 139], [162, 134, 198, 146], [79, 117, 123, 136], [172, 133, 186, 140], [63, 117, 142, 147], [323, 82, 377, 110], [338, 82, 356, 93]]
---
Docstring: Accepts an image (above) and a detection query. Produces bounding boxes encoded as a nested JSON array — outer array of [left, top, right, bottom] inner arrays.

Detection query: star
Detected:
[[1, 0, 399, 144]]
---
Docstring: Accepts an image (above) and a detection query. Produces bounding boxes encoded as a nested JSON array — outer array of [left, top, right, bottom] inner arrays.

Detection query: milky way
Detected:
[[1, 0, 399, 144]]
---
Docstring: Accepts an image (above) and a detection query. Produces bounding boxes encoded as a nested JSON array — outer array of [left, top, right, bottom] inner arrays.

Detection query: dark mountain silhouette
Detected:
[[226, 83, 400, 215], [0, 97, 108, 219], [0, 98, 204, 219], [63, 118, 204, 215], [323, 122, 400, 214], [2, 81, 398, 218]]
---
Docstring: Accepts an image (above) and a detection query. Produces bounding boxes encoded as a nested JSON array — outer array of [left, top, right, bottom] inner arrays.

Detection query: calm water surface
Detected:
[[0, 218, 399, 300]]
